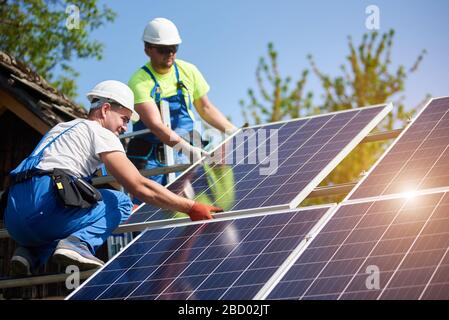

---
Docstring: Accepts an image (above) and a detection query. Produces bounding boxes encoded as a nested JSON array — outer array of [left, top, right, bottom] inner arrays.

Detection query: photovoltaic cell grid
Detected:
[[68, 206, 332, 300], [349, 97, 449, 200], [267, 191, 449, 300], [124, 105, 390, 226]]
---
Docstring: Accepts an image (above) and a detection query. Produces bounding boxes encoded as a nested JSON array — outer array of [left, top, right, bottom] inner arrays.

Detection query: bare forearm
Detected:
[[199, 104, 235, 133], [135, 102, 183, 147], [102, 151, 193, 213], [139, 114, 183, 147], [135, 177, 194, 213], [149, 122, 184, 147]]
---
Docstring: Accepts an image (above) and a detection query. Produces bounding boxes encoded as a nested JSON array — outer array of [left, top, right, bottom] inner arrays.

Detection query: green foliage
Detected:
[[239, 42, 313, 125], [0, 0, 116, 98], [241, 30, 426, 204], [309, 29, 426, 189], [309, 30, 425, 129]]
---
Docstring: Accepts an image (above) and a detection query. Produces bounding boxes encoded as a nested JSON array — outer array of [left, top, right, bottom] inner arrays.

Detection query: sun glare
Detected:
[[401, 190, 417, 200]]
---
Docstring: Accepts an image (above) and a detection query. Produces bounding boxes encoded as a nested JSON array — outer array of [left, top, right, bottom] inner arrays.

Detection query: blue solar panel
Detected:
[[122, 104, 391, 229], [267, 190, 449, 300], [67, 206, 334, 300], [349, 97, 449, 200]]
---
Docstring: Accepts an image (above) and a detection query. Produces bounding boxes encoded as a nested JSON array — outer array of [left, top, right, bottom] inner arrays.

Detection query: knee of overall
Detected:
[[116, 191, 133, 222]]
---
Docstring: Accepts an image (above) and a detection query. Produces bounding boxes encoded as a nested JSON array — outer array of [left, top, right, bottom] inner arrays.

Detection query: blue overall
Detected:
[[4, 122, 133, 268], [128, 63, 195, 186]]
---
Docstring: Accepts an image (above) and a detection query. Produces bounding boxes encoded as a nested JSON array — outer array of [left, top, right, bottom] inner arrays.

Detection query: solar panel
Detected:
[[348, 97, 449, 200], [67, 205, 335, 300], [120, 104, 392, 231], [265, 189, 449, 300]]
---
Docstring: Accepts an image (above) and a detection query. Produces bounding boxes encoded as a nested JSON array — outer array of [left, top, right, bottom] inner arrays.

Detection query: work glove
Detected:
[[226, 126, 239, 137], [188, 202, 223, 221], [173, 139, 210, 163], [190, 145, 210, 163]]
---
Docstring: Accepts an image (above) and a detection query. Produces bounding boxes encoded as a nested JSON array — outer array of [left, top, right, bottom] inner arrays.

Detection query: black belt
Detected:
[[10, 169, 53, 186]]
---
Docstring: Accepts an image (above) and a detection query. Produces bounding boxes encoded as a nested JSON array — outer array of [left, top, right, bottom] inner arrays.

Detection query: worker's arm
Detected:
[[135, 101, 183, 147], [135, 101, 207, 161], [100, 151, 222, 220], [193, 95, 237, 134]]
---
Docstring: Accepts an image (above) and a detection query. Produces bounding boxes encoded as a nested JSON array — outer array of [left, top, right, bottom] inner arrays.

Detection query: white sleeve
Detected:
[[91, 125, 125, 156]]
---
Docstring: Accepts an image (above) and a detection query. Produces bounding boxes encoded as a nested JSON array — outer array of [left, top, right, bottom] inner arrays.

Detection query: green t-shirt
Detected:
[[128, 59, 210, 106]]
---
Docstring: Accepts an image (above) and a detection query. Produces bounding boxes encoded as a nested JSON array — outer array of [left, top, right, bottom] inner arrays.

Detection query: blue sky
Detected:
[[68, 0, 449, 128]]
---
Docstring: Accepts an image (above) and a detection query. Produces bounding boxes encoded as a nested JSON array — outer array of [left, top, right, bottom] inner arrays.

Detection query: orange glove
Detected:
[[188, 202, 223, 221]]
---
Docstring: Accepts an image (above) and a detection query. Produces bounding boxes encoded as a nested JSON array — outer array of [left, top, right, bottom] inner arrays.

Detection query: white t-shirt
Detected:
[[34, 119, 124, 178]]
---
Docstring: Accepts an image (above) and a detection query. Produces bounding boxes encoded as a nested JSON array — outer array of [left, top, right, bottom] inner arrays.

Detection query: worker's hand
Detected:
[[188, 202, 223, 221], [190, 145, 210, 163], [226, 126, 239, 136], [178, 143, 210, 163]]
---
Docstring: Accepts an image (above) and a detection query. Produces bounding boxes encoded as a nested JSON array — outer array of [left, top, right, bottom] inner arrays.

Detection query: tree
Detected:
[[308, 30, 426, 190], [240, 30, 426, 203], [239, 42, 313, 125], [309, 29, 425, 130], [0, 0, 116, 98]]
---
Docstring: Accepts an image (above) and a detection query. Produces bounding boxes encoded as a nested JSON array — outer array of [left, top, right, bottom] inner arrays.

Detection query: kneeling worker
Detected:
[[3, 80, 221, 275]]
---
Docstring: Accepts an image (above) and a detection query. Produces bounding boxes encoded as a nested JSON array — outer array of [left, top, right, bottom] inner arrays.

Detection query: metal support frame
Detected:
[[91, 164, 190, 187], [360, 128, 402, 143], [0, 270, 96, 290], [0, 229, 9, 239], [307, 182, 357, 198], [160, 100, 176, 184]]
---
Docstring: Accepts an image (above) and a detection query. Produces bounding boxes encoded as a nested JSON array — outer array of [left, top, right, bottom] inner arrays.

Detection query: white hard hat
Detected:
[[142, 17, 182, 45], [87, 80, 139, 122]]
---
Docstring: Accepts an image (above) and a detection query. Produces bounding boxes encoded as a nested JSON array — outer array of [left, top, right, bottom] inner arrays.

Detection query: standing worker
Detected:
[[4, 80, 221, 275], [127, 17, 237, 185]]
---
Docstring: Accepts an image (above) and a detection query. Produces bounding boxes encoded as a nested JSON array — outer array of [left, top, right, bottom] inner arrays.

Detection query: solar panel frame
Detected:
[[116, 103, 392, 233], [262, 186, 449, 300], [252, 203, 340, 299], [270, 103, 392, 210], [66, 204, 336, 300], [345, 96, 449, 202]]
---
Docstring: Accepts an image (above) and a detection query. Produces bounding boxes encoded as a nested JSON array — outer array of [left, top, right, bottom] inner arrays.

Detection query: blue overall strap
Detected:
[[10, 121, 85, 183], [141, 65, 161, 105], [174, 62, 193, 110], [174, 63, 183, 96], [32, 121, 84, 157], [40, 121, 97, 179]]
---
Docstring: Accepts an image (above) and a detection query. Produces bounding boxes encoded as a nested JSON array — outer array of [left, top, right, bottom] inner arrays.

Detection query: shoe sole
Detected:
[[10, 256, 31, 276], [52, 248, 104, 271]]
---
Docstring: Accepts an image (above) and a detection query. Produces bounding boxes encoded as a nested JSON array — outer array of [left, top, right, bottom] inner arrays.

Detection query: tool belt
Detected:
[[127, 138, 165, 170], [51, 168, 102, 208], [10, 168, 51, 185], [10, 168, 102, 209]]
